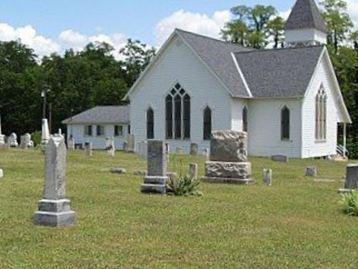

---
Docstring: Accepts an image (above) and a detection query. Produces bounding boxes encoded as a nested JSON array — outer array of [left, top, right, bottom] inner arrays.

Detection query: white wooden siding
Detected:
[[129, 36, 233, 154], [66, 124, 129, 150]]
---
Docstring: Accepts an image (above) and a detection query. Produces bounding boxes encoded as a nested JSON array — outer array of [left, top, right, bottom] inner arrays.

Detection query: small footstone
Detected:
[[305, 166, 317, 177], [110, 168, 126, 174]]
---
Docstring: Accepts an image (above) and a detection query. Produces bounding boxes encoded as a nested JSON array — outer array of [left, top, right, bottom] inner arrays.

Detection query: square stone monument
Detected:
[[141, 140, 168, 194], [203, 130, 253, 184], [105, 137, 115, 157], [33, 135, 76, 227], [339, 164, 358, 193]]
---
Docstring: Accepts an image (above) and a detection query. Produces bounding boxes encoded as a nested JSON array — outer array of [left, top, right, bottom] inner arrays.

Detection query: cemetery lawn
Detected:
[[0, 149, 357, 269]]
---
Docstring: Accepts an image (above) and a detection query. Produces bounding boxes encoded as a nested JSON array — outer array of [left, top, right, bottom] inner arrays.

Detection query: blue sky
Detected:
[[0, 0, 357, 58]]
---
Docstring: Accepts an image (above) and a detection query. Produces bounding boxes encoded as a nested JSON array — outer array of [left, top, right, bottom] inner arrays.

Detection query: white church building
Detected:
[[125, 0, 351, 158]]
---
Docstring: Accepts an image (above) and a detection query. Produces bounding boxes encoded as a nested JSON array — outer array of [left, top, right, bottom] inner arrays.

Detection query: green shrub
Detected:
[[167, 175, 202, 196], [341, 190, 358, 216], [31, 131, 41, 146]]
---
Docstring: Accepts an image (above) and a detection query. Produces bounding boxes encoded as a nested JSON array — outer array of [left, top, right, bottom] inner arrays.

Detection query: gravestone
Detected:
[[33, 135, 76, 227], [84, 142, 93, 156], [141, 140, 168, 194], [0, 116, 4, 146], [203, 131, 253, 184], [67, 136, 75, 150], [126, 134, 135, 153], [176, 147, 184, 155], [8, 133, 18, 147], [339, 164, 358, 193], [137, 141, 148, 159], [271, 155, 289, 163], [0, 168, 3, 179], [110, 168, 126, 174], [202, 148, 209, 160], [189, 163, 198, 180], [305, 166, 317, 177], [190, 143, 198, 156], [41, 119, 50, 146], [20, 133, 31, 149], [263, 169, 272, 186], [105, 137, 115, 157]]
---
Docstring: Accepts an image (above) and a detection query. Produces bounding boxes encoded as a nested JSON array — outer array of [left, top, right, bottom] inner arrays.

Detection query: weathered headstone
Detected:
[[20, 133, 31, 149], [84, 142, 93, 156], [67, 136, 75, 150], [137, 141, 148, 159], [190, 143, 198, 156], [126, 134, 135, 153], [189, 163, 198, 180], [105, 137, 115, 157], [141, 140, 168, 194], [0, 168, 3, 179], [305, 166, 317, 177], [202, 148, 209, 160], [41, 119, 50, 146], [271, 155, 289, 163], [0, 116, 5, 146], [339, 164, 358, 193], [33, 135, 76, 227], [176, 147, 184, 155], [263, 169, 272, 186], [203, 131, 253, 184], [8, 133, 18, 147]]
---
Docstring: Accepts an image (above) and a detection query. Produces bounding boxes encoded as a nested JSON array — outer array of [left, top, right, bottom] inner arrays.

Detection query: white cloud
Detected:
[[155, 9, 231, 47], [0, 22, 128, 60], [347, 0, 358, 29], [0, 23, 60, 57]]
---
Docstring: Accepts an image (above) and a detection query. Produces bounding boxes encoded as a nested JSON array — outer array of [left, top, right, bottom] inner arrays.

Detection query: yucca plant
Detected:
[[167, 175, 203, 196], [341, 190, 358, 216]]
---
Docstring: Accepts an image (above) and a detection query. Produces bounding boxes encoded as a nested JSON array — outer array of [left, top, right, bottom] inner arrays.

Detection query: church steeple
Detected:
[[285, 0, 327, 47]]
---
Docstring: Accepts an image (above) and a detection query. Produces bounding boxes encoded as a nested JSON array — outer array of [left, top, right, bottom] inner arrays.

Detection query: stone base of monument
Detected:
[[141, 176, 168, 194], [203, 161, 254, 185], [33, 199, 76, 227], [338, 188, 355, 194]]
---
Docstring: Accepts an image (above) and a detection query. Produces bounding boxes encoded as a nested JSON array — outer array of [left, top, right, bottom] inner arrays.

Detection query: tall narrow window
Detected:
[[84, 125, 92, 136], [183, 94, 190, 139], [96, 125, 104, 136], [316, 88, 327, 140], [203, 106, 212, 140], [147, 107, 154, 139], [165, 83, 191, 140], [174, 95, 182, 139], [281, 106, 290, 140], [243, 106, 248, 132], [166, 95, 173, 139]]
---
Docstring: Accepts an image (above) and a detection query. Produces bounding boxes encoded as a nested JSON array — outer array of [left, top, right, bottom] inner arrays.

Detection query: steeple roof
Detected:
[[285, 0, 327, 33]]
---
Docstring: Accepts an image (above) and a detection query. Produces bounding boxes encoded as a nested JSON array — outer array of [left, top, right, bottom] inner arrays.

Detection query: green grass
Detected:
[[0, 149, 357, 269]]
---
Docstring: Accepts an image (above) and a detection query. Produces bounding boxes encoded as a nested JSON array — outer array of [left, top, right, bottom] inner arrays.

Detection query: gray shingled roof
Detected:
[[234, 46, 324, 98], [62, 106, 130, 124], [285, 0, 327, 33], [176, 29, 253, 97]]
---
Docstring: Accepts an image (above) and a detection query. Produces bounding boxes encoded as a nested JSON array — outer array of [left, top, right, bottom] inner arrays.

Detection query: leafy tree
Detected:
[[221, 4, 284, 49], [120, 39, 156, 86], [320, 0, 353, 52]]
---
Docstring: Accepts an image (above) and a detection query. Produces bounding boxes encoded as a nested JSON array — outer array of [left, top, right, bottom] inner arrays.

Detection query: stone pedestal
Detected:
[[33, 199, 76, 227], [141, 140, 168, 194], [203, 131, 254, 185], [33, 135, 76, 227], [339, 164, 358, 193]]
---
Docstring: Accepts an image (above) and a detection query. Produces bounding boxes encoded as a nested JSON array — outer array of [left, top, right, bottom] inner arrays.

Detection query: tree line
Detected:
[[0, 0, 357, 157]]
